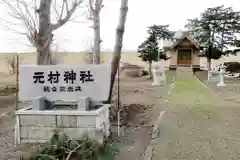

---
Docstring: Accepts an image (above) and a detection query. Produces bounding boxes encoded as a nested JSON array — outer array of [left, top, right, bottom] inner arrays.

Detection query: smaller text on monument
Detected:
[[32, 70, 95, 92]]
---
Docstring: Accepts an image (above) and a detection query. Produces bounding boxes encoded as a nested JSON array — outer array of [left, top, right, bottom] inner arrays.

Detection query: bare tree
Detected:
[[1, 0, 84, 65], [50, 42, 64, 64], [82, 38, 94, 64], [6, 54, 17, 75], [87, 0, 103, 64], [107, 0, 128, 103]]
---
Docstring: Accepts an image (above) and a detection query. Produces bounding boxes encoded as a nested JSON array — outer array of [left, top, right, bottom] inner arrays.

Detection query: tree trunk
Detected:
[[36, 0, 53, 65], [93, 12, 101, 64], [107, 0, 128, 103], [89, 0, 103, 64], [148, 61, 152, 77]]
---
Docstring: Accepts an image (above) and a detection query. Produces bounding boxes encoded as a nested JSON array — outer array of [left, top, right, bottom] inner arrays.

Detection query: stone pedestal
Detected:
[[31, 96, 46, 110], [77, 97, 90, 111], [208, 70, 219, 83], [15, 104, 110, 144], [152, 68, 165, 86], [207, 71, 211, 82], [152, 69, 160, 86], [217, 68, 226, 87], [217, 65, 226, 87]]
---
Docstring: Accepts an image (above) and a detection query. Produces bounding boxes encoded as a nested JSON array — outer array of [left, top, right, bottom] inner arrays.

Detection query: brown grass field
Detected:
[[0, 52, 240, 87]]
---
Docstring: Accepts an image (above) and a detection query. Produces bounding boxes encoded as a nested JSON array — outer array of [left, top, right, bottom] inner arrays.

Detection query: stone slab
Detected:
[[19, 64, 111, 102], [19, 115, 56, 127], [20, 126, 103, 144], [208, 71, 219, 82], [56, 115, 96, 127]]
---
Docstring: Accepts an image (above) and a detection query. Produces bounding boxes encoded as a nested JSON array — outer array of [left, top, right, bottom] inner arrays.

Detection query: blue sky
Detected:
[[0, 0, 239, 52]]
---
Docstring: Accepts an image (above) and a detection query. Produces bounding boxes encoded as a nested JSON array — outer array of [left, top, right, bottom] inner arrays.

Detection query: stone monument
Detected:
[[152, 67, 166, 86], [217, 64, 226, 87], [208, 67, 219, 83], [15, 64, 111, 144]]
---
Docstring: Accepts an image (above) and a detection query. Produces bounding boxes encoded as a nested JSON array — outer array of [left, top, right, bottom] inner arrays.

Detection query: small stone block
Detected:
[[208, 71, 219, 83], [77, 97, 90, 111], [31, 96, 46, 110], [20, 126, 54, 140]]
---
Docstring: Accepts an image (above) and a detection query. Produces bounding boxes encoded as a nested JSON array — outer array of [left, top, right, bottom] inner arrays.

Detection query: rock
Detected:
[[128, 146, 134, 152]]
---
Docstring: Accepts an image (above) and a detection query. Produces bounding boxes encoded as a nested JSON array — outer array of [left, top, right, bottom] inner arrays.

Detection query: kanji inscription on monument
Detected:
[[19, 64, 111, 102]]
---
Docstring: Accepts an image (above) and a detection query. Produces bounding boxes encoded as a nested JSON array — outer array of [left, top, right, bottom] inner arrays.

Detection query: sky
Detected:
[[0, 0, 239, 53]]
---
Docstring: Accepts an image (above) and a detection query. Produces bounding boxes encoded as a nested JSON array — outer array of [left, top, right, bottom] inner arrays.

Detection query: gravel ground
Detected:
[[0, 94, 30, 159]]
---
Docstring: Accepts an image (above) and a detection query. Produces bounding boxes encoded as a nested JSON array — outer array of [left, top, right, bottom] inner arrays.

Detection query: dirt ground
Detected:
[[0, 94, 17, 159], [110, 71, 175, 160], [0, 70, 175, 159], [0, 93, 29, 159]]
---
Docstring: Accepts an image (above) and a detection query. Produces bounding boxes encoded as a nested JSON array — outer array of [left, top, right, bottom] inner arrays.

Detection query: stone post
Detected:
[[217, 64, 226, 87], [152, 68, 166, 86], [152, 68, 160, 86]]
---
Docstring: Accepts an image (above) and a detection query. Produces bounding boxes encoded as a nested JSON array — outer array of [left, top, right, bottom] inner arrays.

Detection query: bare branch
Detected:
[[89, 0, 94, 13], [1, 0, 38, 47], [95, 0, 103, 11], [51, 0, 84, 30], [0, 18, 24, 34], [2, 0, 85, 64], [65, 143, 84, 160], [52, 0, 60, 18], [88, 0, 104, 20], [86, 5, 93, 20], [59, 0, 66, 20], [82, 38, 94, 64]]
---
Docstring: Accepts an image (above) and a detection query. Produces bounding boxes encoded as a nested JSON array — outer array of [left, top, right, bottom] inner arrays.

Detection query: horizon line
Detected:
[[0, 51, 139, 54]]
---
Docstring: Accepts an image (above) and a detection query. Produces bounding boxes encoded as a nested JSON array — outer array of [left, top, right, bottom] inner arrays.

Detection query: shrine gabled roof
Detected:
[[169, 35, 200, 49]]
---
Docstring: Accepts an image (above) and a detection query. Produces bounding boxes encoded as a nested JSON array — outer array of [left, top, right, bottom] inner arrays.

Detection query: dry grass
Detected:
[[0, 52, 239, 73], [196, 69, 240, 104], [153, 76, 240, 160], [0, 52, 150, 73]]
